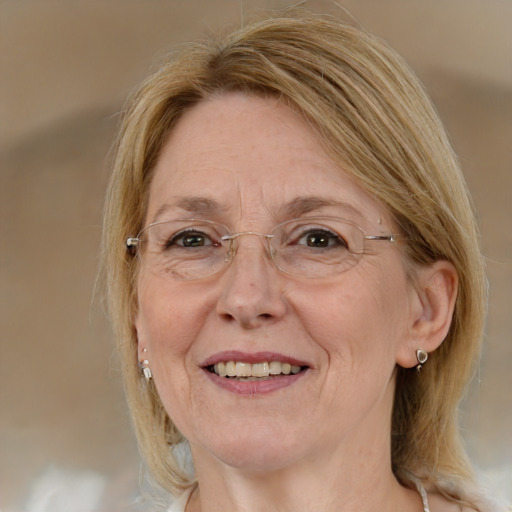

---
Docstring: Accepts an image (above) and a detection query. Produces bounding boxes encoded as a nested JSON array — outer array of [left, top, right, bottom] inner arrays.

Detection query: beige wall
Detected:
[[2, 1, 511, 509]]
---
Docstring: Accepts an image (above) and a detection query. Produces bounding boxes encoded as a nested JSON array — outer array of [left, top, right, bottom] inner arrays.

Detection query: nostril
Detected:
[[219, 312, 235, 322]]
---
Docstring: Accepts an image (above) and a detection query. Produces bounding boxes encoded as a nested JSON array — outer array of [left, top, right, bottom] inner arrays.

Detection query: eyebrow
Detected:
[[151, 197, 226, 223], [151, 195, 365, 223], [280, 196, 365, 221]]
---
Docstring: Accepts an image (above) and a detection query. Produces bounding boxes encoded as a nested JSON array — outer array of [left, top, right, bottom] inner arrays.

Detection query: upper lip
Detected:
[[201, 350, 311, 368]]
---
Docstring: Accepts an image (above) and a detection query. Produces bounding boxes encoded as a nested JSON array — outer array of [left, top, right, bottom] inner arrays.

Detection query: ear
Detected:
[[396, 260, 458, 368]]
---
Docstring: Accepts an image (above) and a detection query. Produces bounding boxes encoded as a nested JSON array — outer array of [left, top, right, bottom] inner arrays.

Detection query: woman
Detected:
[[102, 8, 493, 512]]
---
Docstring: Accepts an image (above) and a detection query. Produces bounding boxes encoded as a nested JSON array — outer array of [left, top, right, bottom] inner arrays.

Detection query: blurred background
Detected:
[[1, 0, 511, 510]]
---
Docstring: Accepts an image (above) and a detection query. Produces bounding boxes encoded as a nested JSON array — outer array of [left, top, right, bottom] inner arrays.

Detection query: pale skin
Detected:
[[135, 92, 462, 512]]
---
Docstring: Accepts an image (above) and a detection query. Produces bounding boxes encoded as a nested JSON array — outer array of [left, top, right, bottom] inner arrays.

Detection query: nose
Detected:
[[215, 235, 287, 329]]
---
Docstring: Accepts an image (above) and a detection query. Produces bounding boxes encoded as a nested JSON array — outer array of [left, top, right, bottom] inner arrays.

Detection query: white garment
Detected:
[[166, 482, 431, 512], [167, 485, 195, 512]]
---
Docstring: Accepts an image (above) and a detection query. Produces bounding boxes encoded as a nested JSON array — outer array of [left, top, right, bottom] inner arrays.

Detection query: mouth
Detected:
[[201, 352, 311, 392], [206, 360, 308, 381]]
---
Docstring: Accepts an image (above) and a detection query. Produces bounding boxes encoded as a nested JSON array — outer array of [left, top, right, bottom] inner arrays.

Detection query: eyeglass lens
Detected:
[[134, 218, 372, 280]]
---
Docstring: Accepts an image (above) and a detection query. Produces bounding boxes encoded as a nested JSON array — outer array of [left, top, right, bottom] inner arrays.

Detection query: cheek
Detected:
[[294, 264, 409, 371], [136, 279, 214, 426], [136, 278, 208, 357]]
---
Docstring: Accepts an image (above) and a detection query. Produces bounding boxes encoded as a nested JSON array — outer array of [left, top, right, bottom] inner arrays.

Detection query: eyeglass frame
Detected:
[[125, 216, 397, 280]]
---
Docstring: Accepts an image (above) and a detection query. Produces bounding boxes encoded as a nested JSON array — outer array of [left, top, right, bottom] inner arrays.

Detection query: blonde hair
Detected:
[[102, 8, 487, 507]]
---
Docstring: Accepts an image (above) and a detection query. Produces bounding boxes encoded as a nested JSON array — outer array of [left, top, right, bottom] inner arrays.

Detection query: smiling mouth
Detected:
[[206, 361, 308, 380]]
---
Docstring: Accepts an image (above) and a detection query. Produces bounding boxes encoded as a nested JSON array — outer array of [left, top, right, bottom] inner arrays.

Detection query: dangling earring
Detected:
[[416, 349, 428, 372], [141, 360, 152, 380], [140, 348, 152, 381]]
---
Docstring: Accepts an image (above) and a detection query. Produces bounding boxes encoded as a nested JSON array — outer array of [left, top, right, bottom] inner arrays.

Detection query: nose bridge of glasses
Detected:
[[221, 231, 275, 261], [222, 231, 274, 242]]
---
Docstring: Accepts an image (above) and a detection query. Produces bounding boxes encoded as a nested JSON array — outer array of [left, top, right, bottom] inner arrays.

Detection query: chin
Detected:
[[218, 447, 304, 474], [193, 422, 308, 472]]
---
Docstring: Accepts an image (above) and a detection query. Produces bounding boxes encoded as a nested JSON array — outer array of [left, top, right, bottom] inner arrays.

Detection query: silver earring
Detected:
[[141, 360, 152, 380], [416, 349, 428, 372], [140, 348, 152, 381]]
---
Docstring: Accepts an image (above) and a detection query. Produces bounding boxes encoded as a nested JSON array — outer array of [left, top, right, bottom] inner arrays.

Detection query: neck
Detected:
[[187, 429, 422, 512]]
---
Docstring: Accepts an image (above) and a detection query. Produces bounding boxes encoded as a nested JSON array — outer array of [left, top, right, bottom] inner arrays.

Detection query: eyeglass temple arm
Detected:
[[365, 234, 395, 242]]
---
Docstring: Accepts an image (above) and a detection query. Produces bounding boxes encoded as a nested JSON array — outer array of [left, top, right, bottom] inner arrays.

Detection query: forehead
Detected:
[[147, 92, 388, 228]]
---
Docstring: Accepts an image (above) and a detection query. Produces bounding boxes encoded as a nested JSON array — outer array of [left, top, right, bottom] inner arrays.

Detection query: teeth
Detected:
[[216, 362, 227, 377], [269, 361, 281, 375], [211, 361, 304, 378], [225, 361, 236, 377], [252, 362, 269, 378], [235, 362, 252, 377]]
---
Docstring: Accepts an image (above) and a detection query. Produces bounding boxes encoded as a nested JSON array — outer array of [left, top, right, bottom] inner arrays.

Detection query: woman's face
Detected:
[[135, 92, 419, 472]]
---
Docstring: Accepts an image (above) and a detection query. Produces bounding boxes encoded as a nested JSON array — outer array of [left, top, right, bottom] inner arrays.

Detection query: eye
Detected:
[[166, 229, 218, 249], [295, 228, 349, 249]]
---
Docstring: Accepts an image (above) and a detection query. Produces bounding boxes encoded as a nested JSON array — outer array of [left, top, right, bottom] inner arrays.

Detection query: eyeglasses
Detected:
[[126, 217, 396, 280]]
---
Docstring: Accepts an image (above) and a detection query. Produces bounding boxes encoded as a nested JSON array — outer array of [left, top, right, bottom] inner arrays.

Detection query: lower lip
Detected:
[[202, 369, 308, 395]]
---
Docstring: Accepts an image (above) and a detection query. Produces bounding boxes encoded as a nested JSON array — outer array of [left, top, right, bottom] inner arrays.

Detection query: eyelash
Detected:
[[165, 229, 216, 249], [293, 228, 349, 248]]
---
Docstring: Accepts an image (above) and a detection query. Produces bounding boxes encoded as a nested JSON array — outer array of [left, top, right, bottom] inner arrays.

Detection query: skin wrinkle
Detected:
[[146, 194, 386, 240], [146, 93, 388, 235]]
